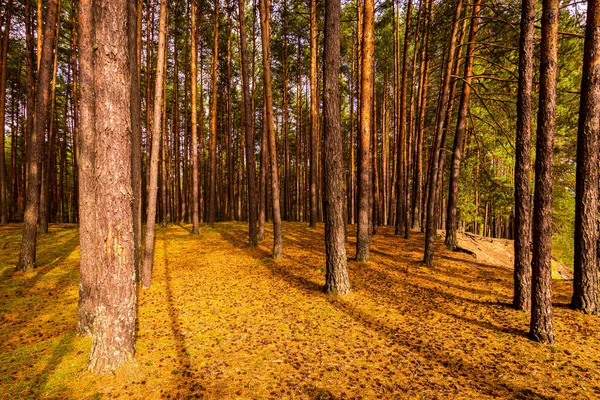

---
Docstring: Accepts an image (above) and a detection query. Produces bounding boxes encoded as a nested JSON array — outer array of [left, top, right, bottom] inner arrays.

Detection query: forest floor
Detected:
[[0, 222, 599, 399]]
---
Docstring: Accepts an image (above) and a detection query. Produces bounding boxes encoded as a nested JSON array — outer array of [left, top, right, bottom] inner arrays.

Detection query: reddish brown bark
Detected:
[[356, 0, 374, 262], [259, 0, 283, 259], [513, 0, 535, 311], [17, 0, 59, 272], [571, 0, 600, 314], [238, 0, 258, 246], [323, 0, 350, 294], [530, 0, 558, 345], [142, 0, 168, 288]]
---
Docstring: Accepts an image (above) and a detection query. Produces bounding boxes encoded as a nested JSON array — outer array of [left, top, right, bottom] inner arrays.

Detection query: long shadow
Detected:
[[216, 222, 525, 338], [261, 262, 543, 398], [33, 332, 76, 398], [162, 230, 206, 397], [0, 225, 80, 293]]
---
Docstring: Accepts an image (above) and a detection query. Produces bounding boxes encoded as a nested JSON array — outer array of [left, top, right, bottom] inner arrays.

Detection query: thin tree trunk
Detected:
[[356, 0, 374, 262], [209, 0, 219, 225], [395, 0, 412, 238], [39, 0, 61, 233], [423, 0, 462, 265], [24, 0, 35, 222], [130, 0, 143, 278], [348, 50, 355, 225], [259, 0, 283, 258], [324, 0, 350, 294], [142, 0, 168, 288], [571, 0, 600, 314], [309, 0, 318, 228], [239, 0, 258, 245], [513, 0, 535, 310], [17, 0, 59, 271], [445, 0, 481, 250], [530, 0, 558, 345], [0, 2, 11, 224], [191, 0, 200, 234]]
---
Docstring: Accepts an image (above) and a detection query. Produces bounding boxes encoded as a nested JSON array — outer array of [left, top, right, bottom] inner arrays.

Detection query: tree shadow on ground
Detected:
[[161, 230, 207, 398]]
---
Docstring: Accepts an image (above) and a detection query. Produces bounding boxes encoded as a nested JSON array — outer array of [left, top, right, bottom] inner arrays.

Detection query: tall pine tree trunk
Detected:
[[445, 0, 481, 250], [571, 0, 600, 314], [0, 2, 11, 224], [323, 0, 350, 295], [309, 0, 318, 228], [209, 0, 219, 226], [142, 0, 168, 288], [238, 0, 258, 245], [530, 0, 558, 345], [513, 0, 535, 311], [356, 0, 374, 262], [191, 0, 200, 234], [423, 0, 462, 265], [80, 0, 137, 374], [259, 0, 283, 259], [17, 0, 59, 272], [130, 0, 143, 278]]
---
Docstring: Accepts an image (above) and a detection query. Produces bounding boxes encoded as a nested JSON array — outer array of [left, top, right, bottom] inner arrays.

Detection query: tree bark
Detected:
[[39, 0, 62, 233], [238, 0, 258, 246], [513, 0, 535, 311], [142, 0, 168, 288], [445, 0, 481, 250], [309, 0, 318, 228], [356, 0, 374, 262], [530, 0, 558, 345], [17, 0, 59, 272], [191, 0, 200, 235], [82, 0, 136, 374], [571, 0, 600, 314], [0, 2, 11, 224], [209, 0, 219, 226], [259, 0, 283, 259], [323, 0, 350, 295], [395, 0, 412, 238], [76, 0, 96, 336], [423, 0, 462, 266], [130, 0, 143, 278]]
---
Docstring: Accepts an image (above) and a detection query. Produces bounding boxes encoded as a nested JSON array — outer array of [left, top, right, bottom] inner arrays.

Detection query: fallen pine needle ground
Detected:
[[0, 222, 599, 399]]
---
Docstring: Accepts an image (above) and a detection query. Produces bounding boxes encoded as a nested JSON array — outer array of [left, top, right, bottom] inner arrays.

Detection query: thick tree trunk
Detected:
[[17, 0, 59, 272], [571, 0, 600, 314], [79, 0, 136, 374], [142, 0, 168, 288], [76, 0, 96, 336], [513, 0, 535, 311], [323, 0, 350, 295], [423, 0, 462, 266], [191, 0, 200, 235], [209, 0, 219, 226], [238, 0, 258, 246], [356, 0, 374, 262], [259, 0, 283, 259], [530, 0, 558, 345]]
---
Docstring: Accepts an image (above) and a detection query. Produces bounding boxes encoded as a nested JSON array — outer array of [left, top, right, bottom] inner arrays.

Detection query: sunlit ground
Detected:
[[0, 222, 598, 399]]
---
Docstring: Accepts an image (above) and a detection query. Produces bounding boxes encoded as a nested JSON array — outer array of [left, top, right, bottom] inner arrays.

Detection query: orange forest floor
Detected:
[[1, 222, 599, 399]]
